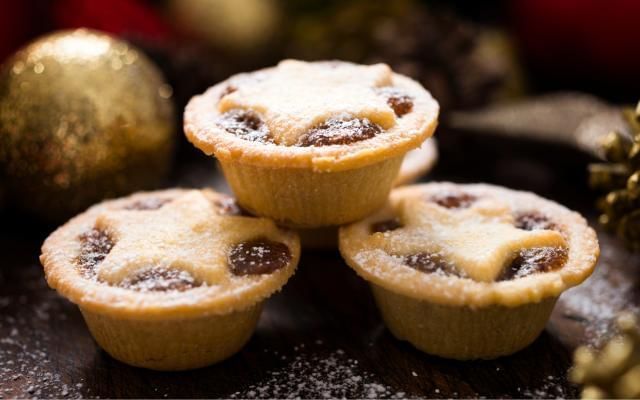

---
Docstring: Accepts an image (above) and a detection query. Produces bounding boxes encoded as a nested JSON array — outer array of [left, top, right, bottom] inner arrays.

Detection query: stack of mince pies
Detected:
[[40, 60, 599, 371]]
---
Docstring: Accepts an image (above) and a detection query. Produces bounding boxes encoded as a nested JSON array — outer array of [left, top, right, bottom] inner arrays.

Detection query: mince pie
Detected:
[[40, 189, 300, 370], [184, 60, 439, 228], [339, 183, 599, 359]]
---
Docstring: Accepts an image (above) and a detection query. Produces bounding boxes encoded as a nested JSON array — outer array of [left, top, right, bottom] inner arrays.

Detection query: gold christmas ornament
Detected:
[[0, 29, 175, 220], [571, 313, 640, 399], [589, 101, 640, 250]]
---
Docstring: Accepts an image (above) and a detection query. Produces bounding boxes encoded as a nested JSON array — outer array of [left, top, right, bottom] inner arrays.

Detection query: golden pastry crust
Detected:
[[184, 60, 439, 172], [392, 138, 438, 186], [40, 188, 300, 320], [339, 183, 599, 308], [298, 139, 438, 249]]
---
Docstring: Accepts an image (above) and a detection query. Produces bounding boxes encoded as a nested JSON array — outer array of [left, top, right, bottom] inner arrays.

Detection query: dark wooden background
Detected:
[[1, 128, 639, 399]]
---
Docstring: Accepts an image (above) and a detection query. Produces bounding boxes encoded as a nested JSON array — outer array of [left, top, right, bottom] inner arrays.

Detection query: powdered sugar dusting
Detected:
[[76, 228, 114, 279], [514, 211, 558, 232], [228, 239, 291, 276], [518, 375, 572, 398], [229, 347, 407, 399], [429, 191, 477, 209], [499, 246, 568, 281], [376, 87, 414, 117], [557, 244, 640, 346], [216, 109, 272, 143], [122, 197, 172, 211], [118, 266, 202, 292], [401, 252, 463, 277], [297, 116, 382, 147], [213, 60, 397, 146], [0, 268, 86, 399]]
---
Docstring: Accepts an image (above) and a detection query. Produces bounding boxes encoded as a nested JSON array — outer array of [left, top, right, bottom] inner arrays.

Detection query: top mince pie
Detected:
[[183, 60, 439, 228]]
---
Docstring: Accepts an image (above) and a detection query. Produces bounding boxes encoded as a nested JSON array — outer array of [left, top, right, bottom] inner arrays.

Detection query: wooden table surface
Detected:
[[1, 129, 639, 399]]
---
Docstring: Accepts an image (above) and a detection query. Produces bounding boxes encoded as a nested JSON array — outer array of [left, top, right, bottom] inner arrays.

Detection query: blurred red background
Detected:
[[2, 0, 639, 106]]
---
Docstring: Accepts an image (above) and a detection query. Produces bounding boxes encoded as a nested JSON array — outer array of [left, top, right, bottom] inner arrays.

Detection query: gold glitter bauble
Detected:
[[0, 29, 175, 220]]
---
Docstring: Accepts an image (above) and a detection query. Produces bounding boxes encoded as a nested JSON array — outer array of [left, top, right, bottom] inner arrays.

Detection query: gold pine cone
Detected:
[[589, 101, 640, 250], [571, 313, 640, 399], [0, 29, 175, 220]]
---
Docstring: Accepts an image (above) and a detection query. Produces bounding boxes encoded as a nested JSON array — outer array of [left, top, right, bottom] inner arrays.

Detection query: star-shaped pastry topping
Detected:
[[92, 190, 280, 286], [218, 60, 397, 145], [369, 197, 567, 282]]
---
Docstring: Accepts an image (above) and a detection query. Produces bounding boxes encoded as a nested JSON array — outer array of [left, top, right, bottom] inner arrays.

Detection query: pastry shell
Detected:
[[184, 61, 439, 228]]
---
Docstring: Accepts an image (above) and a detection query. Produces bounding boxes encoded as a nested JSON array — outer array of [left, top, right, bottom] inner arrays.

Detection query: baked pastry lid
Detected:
[[40, 189, 300, 320], [339, 183, 600, 308], [184, 66, 439, 172]]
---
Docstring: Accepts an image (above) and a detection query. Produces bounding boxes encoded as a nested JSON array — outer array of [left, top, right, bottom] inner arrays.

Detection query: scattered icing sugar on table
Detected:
[[557, 239, 640, 347], [0, 267, 86, 399], [229, 347, 407, 399], [519, 375, 571, 399]]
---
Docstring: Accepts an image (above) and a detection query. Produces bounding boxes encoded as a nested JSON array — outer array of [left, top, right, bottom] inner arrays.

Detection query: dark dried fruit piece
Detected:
[[120, 266, 201, 292], [402, 252, 461, 277], [498, 247, 568, 281], [217, 109, 271, 143], [387, 94, 414, 117], [219, 85, 237, 100], [297, 118, 381, 146], [377, 87, 414, 117], [228, 238, 291, 276], [515, 212, 558, 231], [371, 218, 403, 233], [430, 192, 477, 209], [123, 197, 172, 211], [77, 228, 115, 278]]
